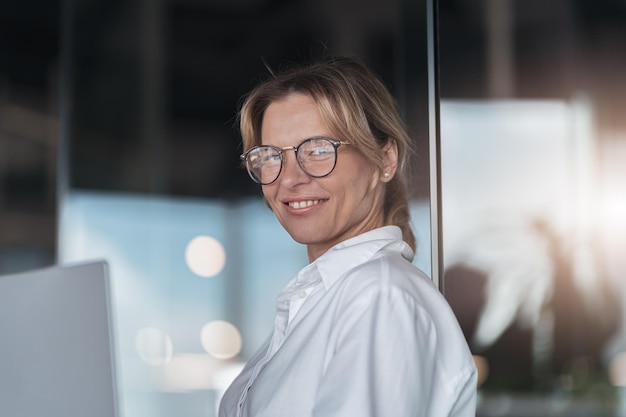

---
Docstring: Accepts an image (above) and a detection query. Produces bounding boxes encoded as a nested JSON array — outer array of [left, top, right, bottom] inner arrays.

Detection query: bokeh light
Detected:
[[185, 235, 226, 278], [201, 320, 243, 359]]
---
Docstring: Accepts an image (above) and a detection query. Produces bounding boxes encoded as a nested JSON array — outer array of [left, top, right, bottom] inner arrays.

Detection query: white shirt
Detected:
[[219, 226, 477, 417]]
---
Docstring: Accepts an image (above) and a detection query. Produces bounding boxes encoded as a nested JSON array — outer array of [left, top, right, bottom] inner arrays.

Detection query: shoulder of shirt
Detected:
[[338, 250, 477, 381], [333, 249, 440, 307]]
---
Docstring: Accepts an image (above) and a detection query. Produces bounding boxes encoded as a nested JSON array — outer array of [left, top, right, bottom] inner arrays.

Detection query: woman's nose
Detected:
[[279, 151, 310, 186]]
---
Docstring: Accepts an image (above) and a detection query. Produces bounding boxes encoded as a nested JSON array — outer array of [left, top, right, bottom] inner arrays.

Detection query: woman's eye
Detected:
[[309, 147, 332, 156]]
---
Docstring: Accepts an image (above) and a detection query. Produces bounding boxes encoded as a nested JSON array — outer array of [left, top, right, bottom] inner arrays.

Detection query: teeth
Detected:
[[289, 200, 322, 209]]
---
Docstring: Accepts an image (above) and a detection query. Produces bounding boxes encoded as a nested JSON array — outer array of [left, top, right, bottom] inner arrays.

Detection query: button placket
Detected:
[[288, 287, 312, 324]]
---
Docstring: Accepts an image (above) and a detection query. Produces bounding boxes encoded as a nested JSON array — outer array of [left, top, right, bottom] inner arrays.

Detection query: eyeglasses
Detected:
[[240, 136, 350, 185]]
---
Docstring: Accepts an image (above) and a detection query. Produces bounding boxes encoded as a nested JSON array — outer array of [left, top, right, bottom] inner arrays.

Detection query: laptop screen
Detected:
[[0, 260, 119, 417]]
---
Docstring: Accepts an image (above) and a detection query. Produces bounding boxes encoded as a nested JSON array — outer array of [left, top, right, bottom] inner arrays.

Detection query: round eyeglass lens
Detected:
[[247, 147, 282, 184], [297, 137, 337, 177]]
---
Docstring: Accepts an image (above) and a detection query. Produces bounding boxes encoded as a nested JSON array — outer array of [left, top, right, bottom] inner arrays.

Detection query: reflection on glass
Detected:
[[440, 99, 625, 416]]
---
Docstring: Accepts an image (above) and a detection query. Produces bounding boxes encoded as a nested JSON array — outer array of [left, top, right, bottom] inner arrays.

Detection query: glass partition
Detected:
[[437, 0, 626, 415]]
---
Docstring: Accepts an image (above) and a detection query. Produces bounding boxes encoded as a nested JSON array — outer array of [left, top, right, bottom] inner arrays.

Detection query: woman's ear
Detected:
[[381, 138, 398, 183]]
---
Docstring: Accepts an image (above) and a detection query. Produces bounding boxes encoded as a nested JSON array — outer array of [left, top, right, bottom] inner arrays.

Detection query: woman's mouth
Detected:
[[287, 199, 326, 209]]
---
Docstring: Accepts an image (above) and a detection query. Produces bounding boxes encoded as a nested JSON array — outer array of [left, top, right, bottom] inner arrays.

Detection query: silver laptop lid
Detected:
[[0, 260, 119, 417]]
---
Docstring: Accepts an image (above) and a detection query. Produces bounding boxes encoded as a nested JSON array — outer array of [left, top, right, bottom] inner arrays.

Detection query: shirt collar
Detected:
[[314, 225, 414, 291]]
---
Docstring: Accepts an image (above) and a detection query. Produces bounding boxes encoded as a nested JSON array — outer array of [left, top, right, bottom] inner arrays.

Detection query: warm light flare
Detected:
[[600, 192, 626, 229]]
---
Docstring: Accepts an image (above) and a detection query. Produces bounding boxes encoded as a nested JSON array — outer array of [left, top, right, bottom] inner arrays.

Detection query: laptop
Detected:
[[0, 260, 119, 417]]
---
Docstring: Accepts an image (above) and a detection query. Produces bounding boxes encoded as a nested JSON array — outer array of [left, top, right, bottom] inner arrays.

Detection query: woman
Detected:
[[219, 56, 477, 417]]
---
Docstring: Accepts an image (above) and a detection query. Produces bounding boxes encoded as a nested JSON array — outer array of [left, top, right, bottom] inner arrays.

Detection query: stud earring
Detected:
[[383, 172, 390, 178]]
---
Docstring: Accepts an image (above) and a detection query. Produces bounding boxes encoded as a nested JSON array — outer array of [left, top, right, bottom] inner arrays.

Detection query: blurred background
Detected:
[[1, 0, 625, 416]]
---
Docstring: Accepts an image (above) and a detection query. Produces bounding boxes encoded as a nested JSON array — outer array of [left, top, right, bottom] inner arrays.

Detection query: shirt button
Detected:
[[297, 290, 307, 299]]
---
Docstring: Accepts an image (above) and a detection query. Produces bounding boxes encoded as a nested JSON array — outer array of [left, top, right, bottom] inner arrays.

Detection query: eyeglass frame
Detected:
[[240, 136, 351, 185]]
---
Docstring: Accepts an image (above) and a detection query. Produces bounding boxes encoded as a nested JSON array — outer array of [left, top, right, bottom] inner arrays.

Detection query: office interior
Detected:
[[1, 0, 626, 416]]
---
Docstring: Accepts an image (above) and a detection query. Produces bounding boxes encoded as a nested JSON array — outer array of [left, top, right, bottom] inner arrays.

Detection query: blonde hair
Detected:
[[238, 56, 416, 251]]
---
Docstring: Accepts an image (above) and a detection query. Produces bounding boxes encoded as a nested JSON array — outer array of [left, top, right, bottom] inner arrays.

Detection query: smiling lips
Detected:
[[287, 199, 326, 209]]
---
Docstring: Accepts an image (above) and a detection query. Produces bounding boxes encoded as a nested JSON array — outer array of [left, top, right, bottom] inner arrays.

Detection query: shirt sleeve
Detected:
[[310, 277, 475, 417]]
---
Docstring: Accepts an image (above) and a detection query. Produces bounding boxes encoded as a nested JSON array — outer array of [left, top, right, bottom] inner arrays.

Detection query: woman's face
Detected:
[[260, 92, 392, 261]]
